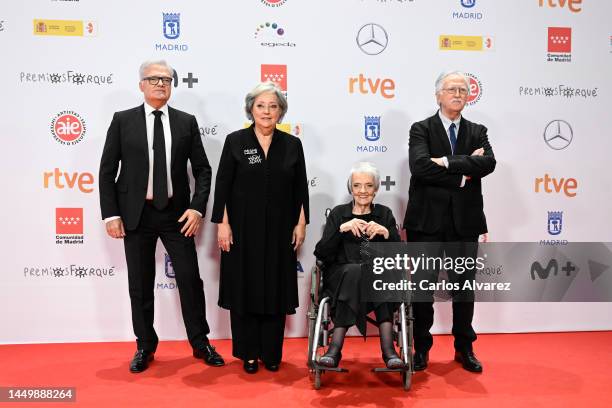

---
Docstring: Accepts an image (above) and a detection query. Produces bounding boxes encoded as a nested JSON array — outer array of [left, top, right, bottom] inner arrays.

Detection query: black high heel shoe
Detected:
[[319, 349, 342, 368]]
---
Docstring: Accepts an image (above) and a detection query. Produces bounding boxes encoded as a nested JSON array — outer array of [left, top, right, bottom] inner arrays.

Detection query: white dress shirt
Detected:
[[144, 102, 173, 200]]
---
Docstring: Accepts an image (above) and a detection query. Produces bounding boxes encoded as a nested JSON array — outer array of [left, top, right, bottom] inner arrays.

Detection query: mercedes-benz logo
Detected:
[[543, 120, 573, 150], [356, 23, 388, 55]]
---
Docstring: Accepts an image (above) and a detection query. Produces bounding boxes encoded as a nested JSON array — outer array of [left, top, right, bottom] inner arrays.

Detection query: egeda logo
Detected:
[[356, 116, 387, 153], [155, 13, 188, 52], [255, 22, 295, 47]]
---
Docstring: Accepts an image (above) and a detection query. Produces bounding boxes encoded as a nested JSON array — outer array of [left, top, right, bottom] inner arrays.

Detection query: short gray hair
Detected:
[[244, 81, 288, 122], [346, 162, 380, 194], [139, 59, 175, 81], [434, 71, 469, 94]]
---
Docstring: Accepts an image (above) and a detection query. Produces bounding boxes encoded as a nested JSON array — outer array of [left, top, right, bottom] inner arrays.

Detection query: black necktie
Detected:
[[449, 122, 457, 155], [152, 110, 168, 210]]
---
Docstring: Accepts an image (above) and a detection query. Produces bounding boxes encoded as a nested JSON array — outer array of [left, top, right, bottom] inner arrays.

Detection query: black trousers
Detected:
[[123, 200, 210, 352], [407, 208, 478, 353], [230, 310, 286, 364]]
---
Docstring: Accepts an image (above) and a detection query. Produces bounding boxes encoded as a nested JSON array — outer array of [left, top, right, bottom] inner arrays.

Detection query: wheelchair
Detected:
[[306, 260, 414, 391]]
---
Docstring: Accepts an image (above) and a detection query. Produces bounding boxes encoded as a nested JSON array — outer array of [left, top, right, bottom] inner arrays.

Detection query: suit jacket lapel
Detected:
[[455, 117, 469, 155], [432, 112, 453, 156], [168, 106, 179, 170], [136, 104, 149, 165]]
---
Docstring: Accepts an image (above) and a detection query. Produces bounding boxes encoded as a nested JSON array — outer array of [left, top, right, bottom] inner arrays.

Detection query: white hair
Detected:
[[434, 71, 469, 94], [244, 81, 288, 122], [138, 59, 175, 80], [346, 162, 380, 194]]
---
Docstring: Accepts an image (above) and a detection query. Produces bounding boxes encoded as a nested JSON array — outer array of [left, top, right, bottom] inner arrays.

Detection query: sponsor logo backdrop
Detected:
[[1, 0, 611, 344]]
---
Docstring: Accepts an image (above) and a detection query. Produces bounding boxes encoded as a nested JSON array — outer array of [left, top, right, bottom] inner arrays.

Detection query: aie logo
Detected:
[[530, 259, 576, 280], [543, 119, 572, 150], [465, 73, 482, 105], [364, 116, 381, 141], [356, 23, 388, 55], [547, 211, 563, 235], [50, 111, 86, 145], [163, 13, 180, 39], [261, 0, 287, 7]]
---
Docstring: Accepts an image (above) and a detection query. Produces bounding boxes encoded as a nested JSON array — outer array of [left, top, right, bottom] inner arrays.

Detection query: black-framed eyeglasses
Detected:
[[142, 76, 173, 86]]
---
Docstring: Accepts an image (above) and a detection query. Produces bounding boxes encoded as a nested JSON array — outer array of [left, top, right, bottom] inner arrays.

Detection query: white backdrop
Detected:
[[1, 0, 611, 345]]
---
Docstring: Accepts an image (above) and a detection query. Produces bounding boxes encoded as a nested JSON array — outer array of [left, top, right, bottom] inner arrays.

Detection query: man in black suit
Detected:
[[403, 71, 496, 373], [99, 60, 224, 372]]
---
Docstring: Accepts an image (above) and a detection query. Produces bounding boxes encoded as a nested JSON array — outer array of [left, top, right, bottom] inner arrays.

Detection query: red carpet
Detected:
[[1, 332, 611, 407]]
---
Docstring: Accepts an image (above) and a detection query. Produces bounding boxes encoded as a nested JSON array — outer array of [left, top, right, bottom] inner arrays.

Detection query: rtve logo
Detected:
[[44, 168, 94, 193], [534, 174, 577, 197], [348, 74, 395, 99], [539, 0, 582, 13]]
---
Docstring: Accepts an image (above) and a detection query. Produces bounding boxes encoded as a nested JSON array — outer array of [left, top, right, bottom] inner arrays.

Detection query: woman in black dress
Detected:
[[211, 82, 309, 374], [313, 162, 404, 369]]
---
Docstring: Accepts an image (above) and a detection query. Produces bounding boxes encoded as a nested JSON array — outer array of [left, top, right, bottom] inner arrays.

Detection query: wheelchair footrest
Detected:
[[313, 363, 349, 373], [372, 367, 410, 373]]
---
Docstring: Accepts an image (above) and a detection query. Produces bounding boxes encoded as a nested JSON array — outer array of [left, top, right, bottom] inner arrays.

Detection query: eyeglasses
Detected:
[[442, 87, 469, 96], [142, 76, 173, 86]]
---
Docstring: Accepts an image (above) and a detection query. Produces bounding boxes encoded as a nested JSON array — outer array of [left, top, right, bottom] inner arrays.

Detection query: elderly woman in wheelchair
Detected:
[[313, 162, 404, 369]]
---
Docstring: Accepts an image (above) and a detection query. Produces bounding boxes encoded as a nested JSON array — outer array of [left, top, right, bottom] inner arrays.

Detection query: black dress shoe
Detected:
[[413, 351, 429, 371], [383, 351, 406, 369], [263, 362, 279, 372], [193, 344, 225, 367], [243, 359, 258, 374], [318, 350, 341, 368], [129, 350, 154, 373], [454, 350, 483, 373]]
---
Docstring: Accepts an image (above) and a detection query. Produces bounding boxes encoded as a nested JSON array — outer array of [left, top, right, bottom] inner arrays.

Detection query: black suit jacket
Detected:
[[99, 104, 211, 231], [403, 112, 496, 236]]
